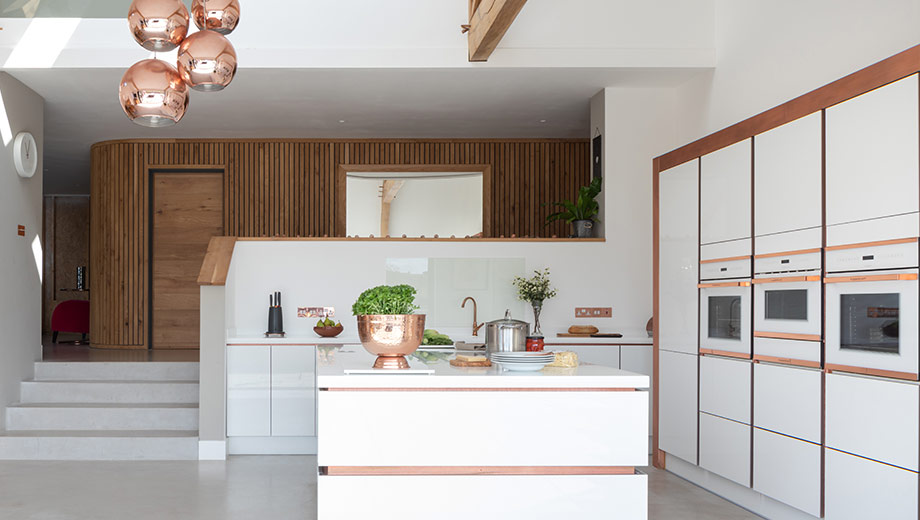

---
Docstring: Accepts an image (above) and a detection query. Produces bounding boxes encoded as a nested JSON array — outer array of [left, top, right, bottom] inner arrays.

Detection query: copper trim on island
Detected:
[[698, 281, 751, 288], [824, 237, 918, 251], [753, 355, 821, 369], [753, 331, 822, 342], [824, 273, 919, 283], [824, 363, 918, 381], [699, 348, 750, 360], [322, 466, 635, 476], [753, 248, 822, 259], [751, 275, 821, 284], [320, 387, 638, 392], [700, 255, 750, 264]]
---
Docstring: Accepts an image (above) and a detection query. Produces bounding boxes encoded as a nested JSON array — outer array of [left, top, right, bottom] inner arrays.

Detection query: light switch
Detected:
[[575, 307, 612, 318]]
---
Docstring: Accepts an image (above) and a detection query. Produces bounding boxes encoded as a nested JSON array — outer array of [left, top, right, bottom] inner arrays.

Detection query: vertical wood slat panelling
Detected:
[[90, 138, 587, 348]]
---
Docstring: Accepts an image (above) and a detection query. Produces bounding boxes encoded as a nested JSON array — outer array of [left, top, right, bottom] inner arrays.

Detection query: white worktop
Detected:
[[226, 334, 652, 346], [315, 347, 649, 389]]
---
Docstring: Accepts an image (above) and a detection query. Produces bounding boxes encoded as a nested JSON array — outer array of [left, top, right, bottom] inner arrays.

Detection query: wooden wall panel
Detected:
[[90, 138, 589, 349]]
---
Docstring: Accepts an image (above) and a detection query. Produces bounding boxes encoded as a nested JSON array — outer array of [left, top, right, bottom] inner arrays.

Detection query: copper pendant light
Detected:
[[127, 0, 189, 52], [191, 0, 241, 35], [177, 29, 237, 92], [119, 59, 190, 127]]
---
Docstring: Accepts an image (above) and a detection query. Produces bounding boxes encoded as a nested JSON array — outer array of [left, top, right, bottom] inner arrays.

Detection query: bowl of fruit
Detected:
[[314, 317, 344, 338]]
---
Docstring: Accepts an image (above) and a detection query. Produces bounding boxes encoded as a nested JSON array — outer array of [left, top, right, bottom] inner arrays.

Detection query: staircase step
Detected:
[[20, 381, 199, 404], [6, 403, 199, 431], [0, 430, 198, 460], [34, 362, 199, 382]]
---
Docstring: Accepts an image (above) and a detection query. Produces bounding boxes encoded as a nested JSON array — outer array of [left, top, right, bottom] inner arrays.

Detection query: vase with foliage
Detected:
[[512, 268, 557, 336], [352, 284, 425, 369], [544, 177, 602, 238]]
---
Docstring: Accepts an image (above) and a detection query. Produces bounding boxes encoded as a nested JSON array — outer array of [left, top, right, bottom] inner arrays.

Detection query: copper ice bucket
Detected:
[[356, 314, 426, 369]]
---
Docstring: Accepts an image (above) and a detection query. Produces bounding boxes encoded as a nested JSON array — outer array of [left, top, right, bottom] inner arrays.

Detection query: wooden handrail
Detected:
[[197, 236, 238, 286]]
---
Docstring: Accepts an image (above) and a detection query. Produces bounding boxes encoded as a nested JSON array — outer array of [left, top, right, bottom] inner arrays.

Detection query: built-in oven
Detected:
[[699, 256, 751, 357], [825, 240, 919, 380], [752, 249, 822, 367]]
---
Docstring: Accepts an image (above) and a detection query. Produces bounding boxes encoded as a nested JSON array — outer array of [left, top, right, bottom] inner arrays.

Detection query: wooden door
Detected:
[[151, 172, 223, 349]]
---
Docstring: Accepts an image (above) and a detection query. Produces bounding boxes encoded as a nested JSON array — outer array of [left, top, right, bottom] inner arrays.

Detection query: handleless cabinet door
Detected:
[[825, 447, 918, 520], [826, 74, 920, 229], [752, 362, 821, 443], [271, 345, 316, 437], [227, 346, 271, 437], [699, 356, 751, 424], [700, 139, 752, 245], [753, 428, 821, 517], [621, 345, 653, 449], [699, 411, 751, 487], [658, 350, 698, 464], [659, 160, 699, 355], [754, 112, 822, 237]]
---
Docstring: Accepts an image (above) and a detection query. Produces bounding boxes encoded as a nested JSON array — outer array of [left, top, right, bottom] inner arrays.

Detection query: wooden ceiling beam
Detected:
[[467, 0, 528, 62]]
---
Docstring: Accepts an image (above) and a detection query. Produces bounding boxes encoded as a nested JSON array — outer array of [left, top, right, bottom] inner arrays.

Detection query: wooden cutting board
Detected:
[[450, 358, 492, 367], [557, 333, 623, 338]]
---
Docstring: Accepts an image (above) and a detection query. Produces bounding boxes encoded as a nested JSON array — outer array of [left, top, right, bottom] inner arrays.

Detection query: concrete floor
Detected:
[[0, 456, 760, 519]]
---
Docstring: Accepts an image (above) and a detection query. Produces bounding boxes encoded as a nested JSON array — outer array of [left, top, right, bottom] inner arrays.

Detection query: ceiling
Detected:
[[10, 66, 705, 194]]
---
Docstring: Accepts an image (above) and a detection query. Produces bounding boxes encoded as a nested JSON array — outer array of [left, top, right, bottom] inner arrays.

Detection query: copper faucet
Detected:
[[462, 297, 485, 336]]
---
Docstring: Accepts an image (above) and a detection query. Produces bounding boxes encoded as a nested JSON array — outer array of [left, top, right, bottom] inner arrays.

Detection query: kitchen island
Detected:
[[316, 347, 650, 519]]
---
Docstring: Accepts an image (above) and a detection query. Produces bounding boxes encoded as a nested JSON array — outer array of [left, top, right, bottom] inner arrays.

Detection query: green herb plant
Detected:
[[352, 284, 420, 316], [512, 268, 557, 304], [544, 177, 602, 225]]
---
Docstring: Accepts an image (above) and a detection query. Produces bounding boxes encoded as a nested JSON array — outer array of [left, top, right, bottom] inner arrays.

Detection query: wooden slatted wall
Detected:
[[90, 138, 589, 348]]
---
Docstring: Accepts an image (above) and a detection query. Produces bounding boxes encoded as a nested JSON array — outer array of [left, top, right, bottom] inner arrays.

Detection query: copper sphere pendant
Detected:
[[119, 59, 190, 127], [177, 30, 238, 92], [127, 0, 189, 52], [191, 0, 241, 35]]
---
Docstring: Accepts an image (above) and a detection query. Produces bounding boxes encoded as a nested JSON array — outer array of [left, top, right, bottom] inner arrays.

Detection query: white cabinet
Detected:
[[227, 346, 271, 437], [659, 160, 699, 355], [753, 428, 821, 517], [270, 345, 316, 437], [825, 372, 919, 471], [699, 356, 751, 424], [658, 350, 698, 464], [826, 74, 920, 238], [754, 112, 822, 238], [699, 411, 750, 487], [752, 362, 821, 443], [700, 139, 752, 245], [825, 447, 918, 520], [227, 344, 317, 439], [621, 345, 653, 447]]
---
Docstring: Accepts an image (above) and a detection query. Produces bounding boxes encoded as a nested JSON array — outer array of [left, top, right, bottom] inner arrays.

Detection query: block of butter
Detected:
[[545, 351, 578, 368], [456, 354, 488, 363]]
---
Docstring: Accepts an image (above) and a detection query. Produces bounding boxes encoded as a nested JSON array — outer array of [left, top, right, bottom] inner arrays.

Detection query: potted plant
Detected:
[[512, 268, 557, 337], [352, 284, 425, 369], [544, 177, 602, 238]]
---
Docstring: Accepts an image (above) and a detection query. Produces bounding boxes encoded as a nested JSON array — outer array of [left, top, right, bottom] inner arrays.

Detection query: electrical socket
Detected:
[[575, 307, 612, 318]]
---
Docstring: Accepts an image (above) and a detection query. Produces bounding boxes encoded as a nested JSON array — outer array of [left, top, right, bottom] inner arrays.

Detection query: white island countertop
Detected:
[[316, 347, 649, 389], [227, 334, 652, 346]]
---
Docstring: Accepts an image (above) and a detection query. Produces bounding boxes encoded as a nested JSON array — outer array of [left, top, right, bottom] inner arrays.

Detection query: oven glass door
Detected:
[[826, 276, 918, 378], [699, 285, 751, 355], [753, 280, 821, 337]]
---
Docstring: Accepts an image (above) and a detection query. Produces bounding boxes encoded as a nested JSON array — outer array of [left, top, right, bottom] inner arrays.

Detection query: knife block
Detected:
[[267, 306, 284, 334]]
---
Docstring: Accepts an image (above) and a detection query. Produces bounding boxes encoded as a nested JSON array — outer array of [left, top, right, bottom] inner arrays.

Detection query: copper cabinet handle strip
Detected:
[[752, 275, 821, 284], [698, 281, 751, 288], [824, 273, 918, 283]]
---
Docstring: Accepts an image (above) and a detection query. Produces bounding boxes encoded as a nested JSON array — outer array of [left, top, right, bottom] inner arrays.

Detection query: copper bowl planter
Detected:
[[356, 314, 426, 369]]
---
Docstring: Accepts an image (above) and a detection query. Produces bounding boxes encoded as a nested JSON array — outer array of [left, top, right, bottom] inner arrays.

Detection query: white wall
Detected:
[[0, 72, 43, 428]]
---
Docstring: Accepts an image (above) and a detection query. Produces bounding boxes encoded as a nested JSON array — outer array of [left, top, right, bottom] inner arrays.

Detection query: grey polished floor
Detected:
[[0, 457, 759, 519]]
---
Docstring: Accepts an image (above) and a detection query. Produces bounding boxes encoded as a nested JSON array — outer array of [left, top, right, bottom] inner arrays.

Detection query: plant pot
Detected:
[[571, 219, 594, 238], [356, 314, 426, 369]]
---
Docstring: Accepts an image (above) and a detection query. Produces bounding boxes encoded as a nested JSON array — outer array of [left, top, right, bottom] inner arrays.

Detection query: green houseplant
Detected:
[[512, 268, 557, 336], [352, 284, 425, 369], [544, 177, 602, 238]]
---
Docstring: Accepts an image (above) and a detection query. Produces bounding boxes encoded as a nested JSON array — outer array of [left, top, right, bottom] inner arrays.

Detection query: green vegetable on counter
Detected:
[[421, 328, 453, 346]]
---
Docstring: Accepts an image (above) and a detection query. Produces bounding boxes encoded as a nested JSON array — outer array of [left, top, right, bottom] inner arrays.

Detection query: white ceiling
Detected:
[[10, 66, 704, 194]]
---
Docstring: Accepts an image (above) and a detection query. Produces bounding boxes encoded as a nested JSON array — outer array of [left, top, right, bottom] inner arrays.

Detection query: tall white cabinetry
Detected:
[[658, 160, 699, 465], [700, 139, 751, 259], [825, 74, 920, 246]]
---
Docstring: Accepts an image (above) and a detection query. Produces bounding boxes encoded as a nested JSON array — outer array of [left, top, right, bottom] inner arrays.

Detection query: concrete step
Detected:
[[20, 380, 199, 404], [6, 403, 199, 431], [0, 430, 199, 460], [34, 362, 199, 382]]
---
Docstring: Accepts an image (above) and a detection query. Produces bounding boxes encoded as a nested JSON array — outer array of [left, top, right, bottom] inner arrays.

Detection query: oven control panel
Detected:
[[826, 241, 919, 272]]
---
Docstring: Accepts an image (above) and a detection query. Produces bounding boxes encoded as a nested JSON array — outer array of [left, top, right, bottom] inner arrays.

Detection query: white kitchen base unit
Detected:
[[318, 473, 648, 520], [825, 447, 919, 520], [658, 349, 698, 464], [700, 355, 751, 424], [316, 349, 649, 519], [753, 428, 821, 517], [699, 412, 750, 487], [228, 436, 316, 455]]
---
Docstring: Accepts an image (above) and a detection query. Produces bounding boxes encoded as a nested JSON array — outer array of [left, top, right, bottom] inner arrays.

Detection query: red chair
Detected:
[[51, 300, 90, 343]]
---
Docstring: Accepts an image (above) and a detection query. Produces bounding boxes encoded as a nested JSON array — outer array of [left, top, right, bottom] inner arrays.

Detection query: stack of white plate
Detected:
[[490, 351, 555, 372]]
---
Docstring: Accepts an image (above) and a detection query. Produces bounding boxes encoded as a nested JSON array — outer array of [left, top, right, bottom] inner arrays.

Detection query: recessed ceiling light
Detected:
[[339, 120, 346, 124], [539, 119, 547, 123]]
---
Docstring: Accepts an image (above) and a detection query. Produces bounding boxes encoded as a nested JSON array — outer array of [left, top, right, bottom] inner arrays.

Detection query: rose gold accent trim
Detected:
[[824, 363, 918, 381], [321, 387, 638, 392], [227, 343, 325, 346], [753, 331, 822, 342], [699, 348, 750, 360], [752, 275, 821, 284], [753, 354, 821, 369], [824, 237, 918, 251], [824, 273, 919, 283], [698, 281, 751, 288], [700, 255, 750, 264], [322, 466, 635, 476], [753, 248, 822, 259]]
